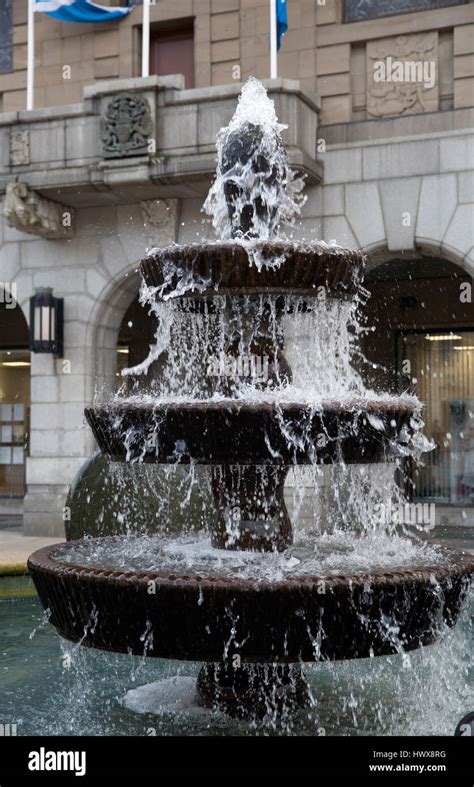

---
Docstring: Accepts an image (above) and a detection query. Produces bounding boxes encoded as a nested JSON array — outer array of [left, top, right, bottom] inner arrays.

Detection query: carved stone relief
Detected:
[[10, 130, 30, 166], [140, 199, 180, 248], [3, 182, 74, 239], [101, 93, 152, 158], [367, 33, 439, 118]]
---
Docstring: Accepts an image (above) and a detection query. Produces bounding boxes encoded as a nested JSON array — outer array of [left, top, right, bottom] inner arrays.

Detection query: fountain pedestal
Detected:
[[196, 662, 311, 719]]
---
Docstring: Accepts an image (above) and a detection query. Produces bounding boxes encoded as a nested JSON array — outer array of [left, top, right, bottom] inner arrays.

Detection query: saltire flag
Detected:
[[34, 0, 131, 23], [276, 0, 287, 50]]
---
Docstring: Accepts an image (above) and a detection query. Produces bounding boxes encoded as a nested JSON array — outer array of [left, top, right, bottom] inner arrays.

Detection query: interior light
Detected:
[[425, 334, 463, 342]]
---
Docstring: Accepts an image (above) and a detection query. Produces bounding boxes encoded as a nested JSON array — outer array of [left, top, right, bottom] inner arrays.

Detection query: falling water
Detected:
[[203, 76, 306, 242], [33, 77, 472, 731], [86, 79, 442, 593]]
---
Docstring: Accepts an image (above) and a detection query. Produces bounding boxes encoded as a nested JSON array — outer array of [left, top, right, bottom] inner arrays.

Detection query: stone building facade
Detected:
[[1, 1, 473, 119], [0, 0, 473, 535]]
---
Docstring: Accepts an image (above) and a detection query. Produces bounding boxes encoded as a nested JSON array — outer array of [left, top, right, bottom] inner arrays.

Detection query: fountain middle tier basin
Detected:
[[85, 399, 418, 465], [28, 535, 473, 662], [141, 241, 365, 300]]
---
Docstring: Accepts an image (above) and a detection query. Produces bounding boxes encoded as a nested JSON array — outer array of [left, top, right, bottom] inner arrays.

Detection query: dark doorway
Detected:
[[361, 256, 474, 505], [0, 298, 30, 497]]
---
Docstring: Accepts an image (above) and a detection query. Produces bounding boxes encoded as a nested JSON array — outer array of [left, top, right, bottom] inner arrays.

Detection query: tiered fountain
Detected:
[[28, 79, 473, 723]]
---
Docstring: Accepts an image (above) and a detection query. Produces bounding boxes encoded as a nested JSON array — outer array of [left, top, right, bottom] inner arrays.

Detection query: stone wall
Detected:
[[314, 126, 474, 271], [315, 2, 474, 124], [3, 1, 472, 126]]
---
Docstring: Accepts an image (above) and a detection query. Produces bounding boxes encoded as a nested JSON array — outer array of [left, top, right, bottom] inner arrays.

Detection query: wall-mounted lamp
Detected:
[[29, 288, 63, 358]]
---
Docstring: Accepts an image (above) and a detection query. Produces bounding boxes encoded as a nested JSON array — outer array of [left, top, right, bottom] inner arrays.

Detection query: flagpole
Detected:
[[270, 0, 277, 79], [27, 0, 35, 110], [142, 0, 150, 78]]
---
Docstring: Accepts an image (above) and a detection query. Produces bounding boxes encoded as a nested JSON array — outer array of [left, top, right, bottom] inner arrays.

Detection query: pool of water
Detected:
[[58, 531, 447, 580], [0, 586, 472, 736]]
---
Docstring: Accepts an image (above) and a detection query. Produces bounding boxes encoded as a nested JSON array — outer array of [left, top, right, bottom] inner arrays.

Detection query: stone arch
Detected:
[[83, 198, 180, 408], [340, 171, 473, 275], [85, 264, 142, 407], [414, 238, 474, 277], [362, 239, 474, 278]]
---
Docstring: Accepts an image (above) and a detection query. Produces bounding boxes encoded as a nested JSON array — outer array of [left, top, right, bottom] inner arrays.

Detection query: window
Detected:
[[150, 24, 194, 89], [345, 0, 468, 22], [0, 0, 13, 75], [398, 330, 474, 505]]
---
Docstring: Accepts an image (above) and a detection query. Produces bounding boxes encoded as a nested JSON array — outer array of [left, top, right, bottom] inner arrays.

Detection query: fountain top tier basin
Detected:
[[85, 398, 419, 465], [28, 536, 473, 663], [141, 241, 365, 301]]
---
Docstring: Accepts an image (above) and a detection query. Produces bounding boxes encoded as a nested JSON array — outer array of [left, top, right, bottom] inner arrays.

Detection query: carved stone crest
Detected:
[[367, 33, 438, 118], [10, 130, 30, 166], [3, 182, 74, 239], [101, 93, 152, 158], [140, 199, 180, 248]]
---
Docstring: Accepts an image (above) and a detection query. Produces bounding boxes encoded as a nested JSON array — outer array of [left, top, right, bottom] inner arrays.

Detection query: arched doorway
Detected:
[[362, 255, 474, 509], [0, 294, 30, 499]]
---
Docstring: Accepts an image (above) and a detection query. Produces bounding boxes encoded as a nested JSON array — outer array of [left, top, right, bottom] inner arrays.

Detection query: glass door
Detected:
[[398, 330, 474, 504], [0, 350, 30, 497]]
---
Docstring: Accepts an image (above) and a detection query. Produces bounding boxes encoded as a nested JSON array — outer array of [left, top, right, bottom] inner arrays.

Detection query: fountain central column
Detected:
[[196, 662, 311, 719], [201, 295, 293, 552], [210, 465, 292, 551]]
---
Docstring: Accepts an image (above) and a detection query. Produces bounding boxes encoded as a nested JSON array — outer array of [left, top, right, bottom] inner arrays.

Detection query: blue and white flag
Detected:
[[276, 0, 287, 50], [34, 1, 131, 23]]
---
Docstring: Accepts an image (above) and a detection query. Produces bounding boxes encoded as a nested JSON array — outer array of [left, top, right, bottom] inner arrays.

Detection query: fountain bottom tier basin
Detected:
[[28, 534, 473, 663]]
